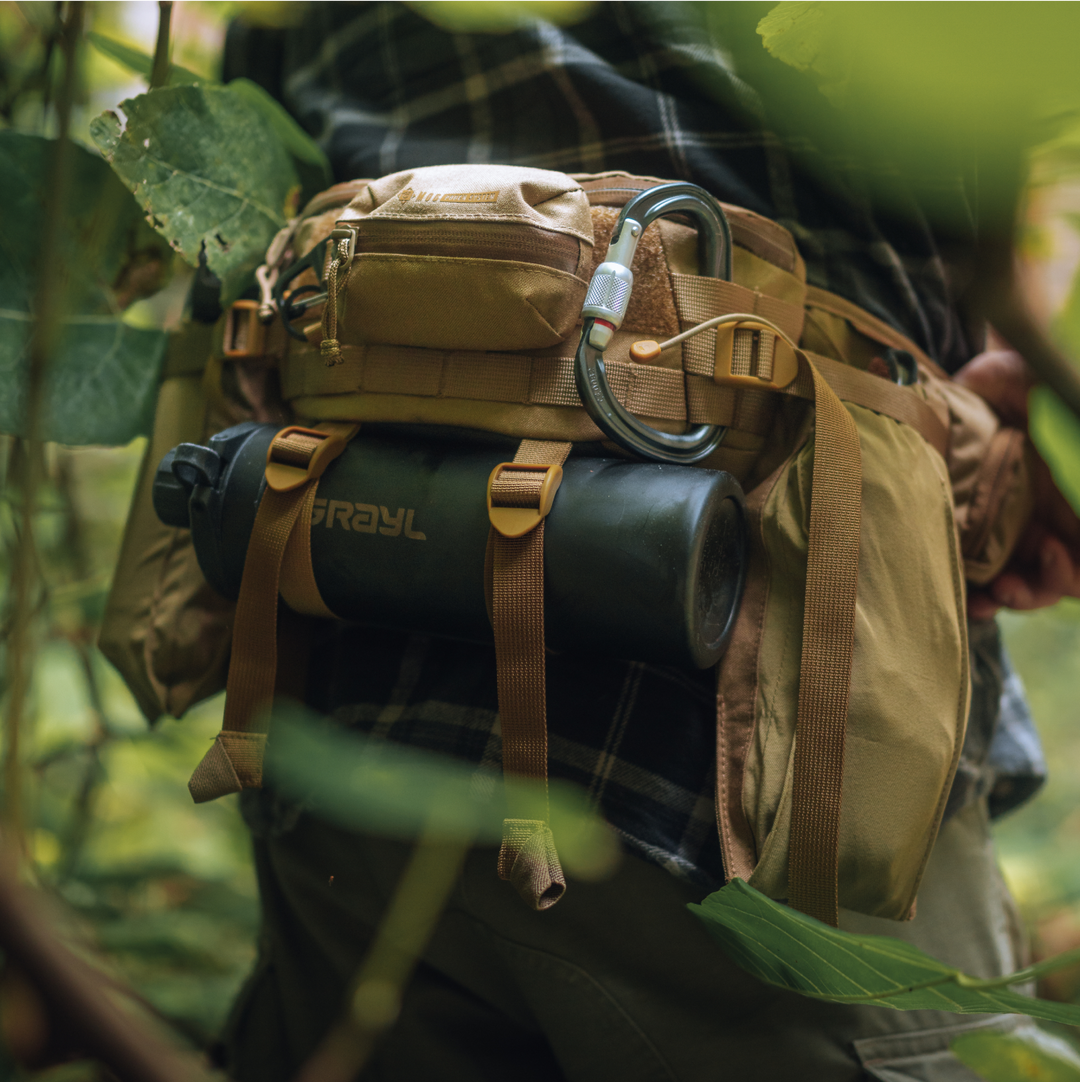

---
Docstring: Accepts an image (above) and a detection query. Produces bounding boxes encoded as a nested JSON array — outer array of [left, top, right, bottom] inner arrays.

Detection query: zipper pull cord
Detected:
[[320, 235, 354, 367]]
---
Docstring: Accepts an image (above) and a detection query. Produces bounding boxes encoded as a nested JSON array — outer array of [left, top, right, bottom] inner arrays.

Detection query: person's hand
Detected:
[[954, 348, 1080, 618]]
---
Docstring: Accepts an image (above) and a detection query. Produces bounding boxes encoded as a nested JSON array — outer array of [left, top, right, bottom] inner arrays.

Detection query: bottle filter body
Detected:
[[156, 423, 747, 669]]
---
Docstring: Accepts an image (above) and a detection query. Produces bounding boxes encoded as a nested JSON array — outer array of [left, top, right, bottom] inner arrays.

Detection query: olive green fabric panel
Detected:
[[744, 403, 969, 919]]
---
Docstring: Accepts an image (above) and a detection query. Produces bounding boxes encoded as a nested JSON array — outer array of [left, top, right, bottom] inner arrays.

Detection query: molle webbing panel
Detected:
[[281, 340, 948, 456]]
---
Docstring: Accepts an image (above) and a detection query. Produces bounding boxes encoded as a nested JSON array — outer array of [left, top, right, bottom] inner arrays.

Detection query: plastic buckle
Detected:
[[487, 462, 563, 538], [223, 299, 268, 359], [714, 319, 800, 390], [264, 422, 359, 493]]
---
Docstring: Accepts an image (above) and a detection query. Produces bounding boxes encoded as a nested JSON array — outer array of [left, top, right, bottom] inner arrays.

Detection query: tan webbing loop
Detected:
[[188, 422, 358, 804], [787, 357, 862, 927], [489, 439, 571, 909]]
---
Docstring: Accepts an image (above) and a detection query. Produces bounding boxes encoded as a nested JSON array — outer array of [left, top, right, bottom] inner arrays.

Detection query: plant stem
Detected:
[[150, 2, 173, 90], [2, 1, 82, 865], [292, 828, 471, 1082]]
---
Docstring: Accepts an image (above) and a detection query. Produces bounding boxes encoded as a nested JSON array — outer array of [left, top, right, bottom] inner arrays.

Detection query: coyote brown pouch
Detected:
[[104, 163, 1035, 924], [332, 164, 594, 352]]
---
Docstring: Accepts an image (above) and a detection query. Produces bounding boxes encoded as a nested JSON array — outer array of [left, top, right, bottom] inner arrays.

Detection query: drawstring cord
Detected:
[[630, 311, 791, 362], [320, 235, 354, 367]]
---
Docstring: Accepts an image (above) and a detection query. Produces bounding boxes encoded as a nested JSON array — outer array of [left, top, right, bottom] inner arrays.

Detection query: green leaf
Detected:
[[86, 32, 203, 85], [91, 85, 301, 304], [689, 879, 1080, 1025], [0, 317, 165, 445], [264, 707, 620, 879], [952, 1026, 1080, 1082], [0, 131, 168, 445], [1030, 385, 1080, 517], [227, 78, 331, 181]]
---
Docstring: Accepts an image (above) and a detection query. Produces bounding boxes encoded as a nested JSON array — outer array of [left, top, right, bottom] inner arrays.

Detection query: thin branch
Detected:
[[0, 851, 214, 1082], [150, 2, 174, 90]]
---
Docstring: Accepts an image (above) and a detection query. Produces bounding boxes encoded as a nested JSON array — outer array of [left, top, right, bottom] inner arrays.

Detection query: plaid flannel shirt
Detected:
[[226, 2, 1044, 887]]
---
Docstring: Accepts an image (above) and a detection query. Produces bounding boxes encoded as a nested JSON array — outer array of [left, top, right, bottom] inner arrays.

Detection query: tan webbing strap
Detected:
[[188, 422, 358, 804], [279, 482, 336, 619], [787, 358, 862, 926], [807, 353, 949, 459], [671, 273, 806, 342], [283, 343, 947, 453], [489, 439, 571, 910], [804, 286, 941, 375]]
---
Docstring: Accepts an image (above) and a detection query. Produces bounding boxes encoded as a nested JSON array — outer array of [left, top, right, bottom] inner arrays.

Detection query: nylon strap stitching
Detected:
[[787, 358, 862, 926], [189, 425, 354, 804], [490, 438, 571, 909]]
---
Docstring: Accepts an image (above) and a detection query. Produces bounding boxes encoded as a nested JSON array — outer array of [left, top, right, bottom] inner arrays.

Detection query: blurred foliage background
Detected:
[[6, 0, 1080, 1075], [0, 0, 258, 1060]]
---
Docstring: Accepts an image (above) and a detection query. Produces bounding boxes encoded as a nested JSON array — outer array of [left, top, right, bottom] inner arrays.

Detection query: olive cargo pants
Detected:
[[217, 795, 1030, 1081]]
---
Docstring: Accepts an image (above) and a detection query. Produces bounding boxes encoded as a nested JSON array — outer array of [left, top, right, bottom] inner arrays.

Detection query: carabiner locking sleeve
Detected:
[[574, 183, 732, 464]]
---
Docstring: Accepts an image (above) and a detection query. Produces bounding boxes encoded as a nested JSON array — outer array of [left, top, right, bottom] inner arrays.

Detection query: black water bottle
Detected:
[[154, 423, 747, 669]]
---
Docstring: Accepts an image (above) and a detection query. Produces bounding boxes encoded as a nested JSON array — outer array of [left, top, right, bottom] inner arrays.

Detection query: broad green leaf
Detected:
[[91, 85, 301, 304], [690, 879, 1080, 1024], [86, 37, 331, 184], [1030, 385, 1080, 517], [0, 131, 168, 445], [86, 32, 203, 85], [952, 1026, 1080, 1082], [227, 78, 331, 181], [264, 708, 619, 879], [0, 317, 165, 445]]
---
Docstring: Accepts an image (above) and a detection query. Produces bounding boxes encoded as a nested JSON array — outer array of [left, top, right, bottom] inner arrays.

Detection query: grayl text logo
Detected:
[[396, 187, 499, 205], [312, 498, 426, 540]]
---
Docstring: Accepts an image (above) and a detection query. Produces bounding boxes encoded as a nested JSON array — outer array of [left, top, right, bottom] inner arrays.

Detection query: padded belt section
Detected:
[[492, 439, 572, 911], [282, 343, 692, 423], [284, 344, 946, 453]]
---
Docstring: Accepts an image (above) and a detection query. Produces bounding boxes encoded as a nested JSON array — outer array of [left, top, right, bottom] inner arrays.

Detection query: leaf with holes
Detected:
[[0, 131, 168, 445], [690, 878, 1080, 1024], [91, 85, 300, 303]]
